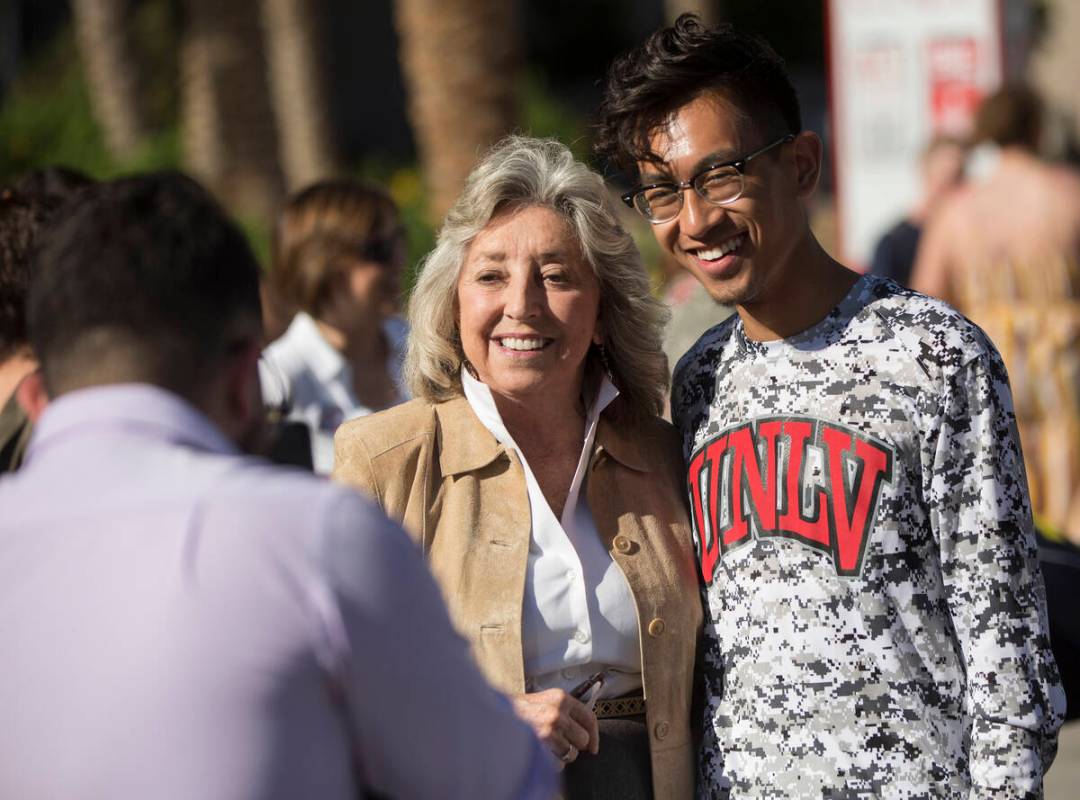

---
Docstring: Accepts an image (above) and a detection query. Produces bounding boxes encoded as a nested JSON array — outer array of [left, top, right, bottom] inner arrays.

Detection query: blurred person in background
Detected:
[[0, 168, 94, 473], [598, 16, 1064, 797], [334, 136, 702, 800], [0, 189, 50, 472], [913, 85, 1080, 543], [869, 134, 967, 287], [912, 84, 1080, 719], [263, 179, 408, 474], [0, 172, 557, 800]]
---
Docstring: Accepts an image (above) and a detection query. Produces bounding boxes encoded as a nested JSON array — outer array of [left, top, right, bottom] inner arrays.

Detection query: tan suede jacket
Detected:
[[333, 395, 702, 800]]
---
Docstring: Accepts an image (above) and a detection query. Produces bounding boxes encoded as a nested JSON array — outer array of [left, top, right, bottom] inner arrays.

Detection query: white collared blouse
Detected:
[[461, 368, 642, 699]]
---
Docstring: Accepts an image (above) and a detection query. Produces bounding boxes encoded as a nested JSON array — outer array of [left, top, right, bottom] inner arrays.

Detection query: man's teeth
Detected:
[[696, 234, 745, 260], [500, 337, 547, 351]]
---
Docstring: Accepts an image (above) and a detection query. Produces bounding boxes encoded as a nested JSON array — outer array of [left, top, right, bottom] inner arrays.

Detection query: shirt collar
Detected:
[[285, 311, 348, 384], [435, 393, 505, 476], [461, 367, 619, 440], [449, 367, 639, 473], [27, 383, 238, 460]]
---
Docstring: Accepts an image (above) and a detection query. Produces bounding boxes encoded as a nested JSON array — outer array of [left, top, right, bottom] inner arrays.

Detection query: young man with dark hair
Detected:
[[597, 15, 1064, 798], [0, 173, 556, 799]]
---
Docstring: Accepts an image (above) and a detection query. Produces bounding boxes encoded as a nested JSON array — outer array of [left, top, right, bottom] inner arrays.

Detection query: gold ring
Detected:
[[559, 744, 576, 763]]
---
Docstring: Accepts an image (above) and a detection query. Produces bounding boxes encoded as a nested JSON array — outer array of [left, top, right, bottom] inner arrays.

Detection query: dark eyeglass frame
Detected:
[[622, 133, 796, 224]]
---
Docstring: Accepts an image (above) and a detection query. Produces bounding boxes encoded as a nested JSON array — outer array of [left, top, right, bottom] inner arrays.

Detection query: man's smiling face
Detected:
[[640, 91, 803, 308]]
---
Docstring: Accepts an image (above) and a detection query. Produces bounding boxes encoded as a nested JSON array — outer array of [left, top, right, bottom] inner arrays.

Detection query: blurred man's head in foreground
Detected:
[[29, 172, 266, 446]]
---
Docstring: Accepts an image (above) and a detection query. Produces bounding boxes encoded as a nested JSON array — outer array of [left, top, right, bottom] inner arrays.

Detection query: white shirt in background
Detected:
[[461, 368, 643, 699], [262, 311, 408, 474]]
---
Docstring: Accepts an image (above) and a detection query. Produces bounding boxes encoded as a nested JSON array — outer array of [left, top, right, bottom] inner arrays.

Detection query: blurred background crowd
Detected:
[[2, 1, 782, 276], [5, 0, 1080, 793], [7, 0, 1080, 378]]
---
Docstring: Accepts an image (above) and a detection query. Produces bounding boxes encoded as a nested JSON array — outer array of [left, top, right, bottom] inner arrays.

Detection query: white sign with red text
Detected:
[[827, 0, 1003, 268]]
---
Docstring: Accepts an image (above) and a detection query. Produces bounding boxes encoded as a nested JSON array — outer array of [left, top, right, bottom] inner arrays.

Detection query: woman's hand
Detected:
[[511, 689, 600, 768]]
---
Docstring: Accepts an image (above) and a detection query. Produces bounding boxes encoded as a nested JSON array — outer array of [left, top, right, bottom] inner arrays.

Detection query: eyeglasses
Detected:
[[622, 134, 796, 224]]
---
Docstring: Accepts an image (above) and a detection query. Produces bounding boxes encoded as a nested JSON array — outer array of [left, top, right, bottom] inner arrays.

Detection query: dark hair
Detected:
[[29, 172, 263, 396], [974, 84, 1042, 150], [595, 14, 802, 174], [0, 189, 58, 359], [270, 179, 402, 317]]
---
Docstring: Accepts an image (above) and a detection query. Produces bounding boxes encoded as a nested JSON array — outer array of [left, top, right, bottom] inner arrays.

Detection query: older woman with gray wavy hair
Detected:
[[333, 136, 701, 800]]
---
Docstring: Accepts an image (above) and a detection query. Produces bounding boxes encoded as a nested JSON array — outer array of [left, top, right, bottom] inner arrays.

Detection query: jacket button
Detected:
[[613, 535, 632, 554], [648, 618, 665, 637], [654, 721, 669, 740]]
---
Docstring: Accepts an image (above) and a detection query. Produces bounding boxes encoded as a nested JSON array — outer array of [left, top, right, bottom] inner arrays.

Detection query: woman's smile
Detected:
[[457, 204, 600, 402]]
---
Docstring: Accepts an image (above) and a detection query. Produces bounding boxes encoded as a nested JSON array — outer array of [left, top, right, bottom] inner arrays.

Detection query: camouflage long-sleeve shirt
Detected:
[[672, 275, 1065, 799]]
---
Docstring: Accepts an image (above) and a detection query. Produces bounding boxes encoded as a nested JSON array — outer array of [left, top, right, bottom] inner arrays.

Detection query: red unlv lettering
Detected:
[[686, 416, 893, 584]]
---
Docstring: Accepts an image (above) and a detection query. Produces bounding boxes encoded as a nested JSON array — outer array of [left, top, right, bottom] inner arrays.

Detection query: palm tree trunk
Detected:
[[71, 0, 149, 159], [394, 0, 520, 221], [180, 0, 284, 221], [259, 0, 339, 191]]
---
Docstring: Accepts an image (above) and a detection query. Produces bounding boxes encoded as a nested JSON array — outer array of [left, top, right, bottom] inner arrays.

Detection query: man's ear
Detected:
[[791, 131, 823, 199], [224, 339, 264, 429], [14, 369, 49, 423]]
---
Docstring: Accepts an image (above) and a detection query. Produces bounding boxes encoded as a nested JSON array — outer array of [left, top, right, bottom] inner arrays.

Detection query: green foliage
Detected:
[[236, 215, 273, 271], [0, 0, 181, 183], [0, 24, 111, 181], [519, 70, 592, 163]]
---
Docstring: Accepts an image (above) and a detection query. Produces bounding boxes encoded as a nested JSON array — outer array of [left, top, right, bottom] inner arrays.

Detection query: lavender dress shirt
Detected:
[[0, 384, 556, 800]]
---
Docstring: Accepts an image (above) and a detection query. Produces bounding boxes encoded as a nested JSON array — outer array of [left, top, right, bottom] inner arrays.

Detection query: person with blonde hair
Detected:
[[263, 180, 408, 473], [334, 136, 702, 799]]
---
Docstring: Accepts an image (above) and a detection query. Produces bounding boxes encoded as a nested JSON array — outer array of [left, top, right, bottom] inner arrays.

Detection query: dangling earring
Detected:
[[597, 342, 615, 383], [453, 324, 479, 379]]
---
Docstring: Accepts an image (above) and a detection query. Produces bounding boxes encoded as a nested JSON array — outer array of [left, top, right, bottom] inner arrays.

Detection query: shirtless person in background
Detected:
[[913, 84, 1080, 544]]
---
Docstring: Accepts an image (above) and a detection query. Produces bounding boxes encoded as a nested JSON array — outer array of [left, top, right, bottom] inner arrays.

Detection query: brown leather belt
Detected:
[[593, 694, 645, 718]]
